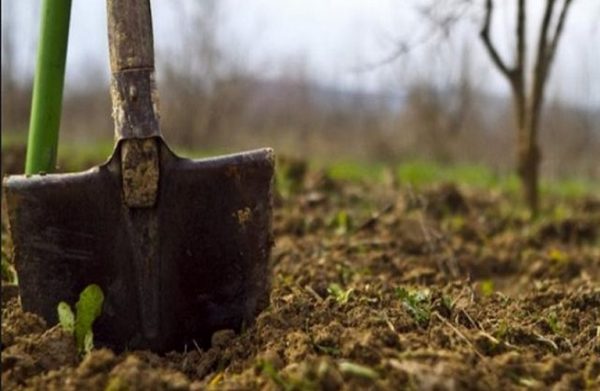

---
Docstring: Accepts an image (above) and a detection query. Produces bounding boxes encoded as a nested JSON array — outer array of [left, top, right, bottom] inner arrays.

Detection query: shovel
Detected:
[[3, 0, 274, 353]]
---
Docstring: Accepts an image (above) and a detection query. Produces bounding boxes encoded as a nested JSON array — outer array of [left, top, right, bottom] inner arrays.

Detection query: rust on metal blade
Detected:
[[120, 138, 159, 207], [3, 139, 274, 352]]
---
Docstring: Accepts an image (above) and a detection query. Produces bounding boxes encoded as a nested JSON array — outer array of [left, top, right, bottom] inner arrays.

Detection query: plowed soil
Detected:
[[2, 154, 599, 390]]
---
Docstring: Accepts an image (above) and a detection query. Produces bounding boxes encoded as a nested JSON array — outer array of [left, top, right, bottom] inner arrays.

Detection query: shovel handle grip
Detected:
[[107, 0, 154, 72], [107, 0, 161, 140]]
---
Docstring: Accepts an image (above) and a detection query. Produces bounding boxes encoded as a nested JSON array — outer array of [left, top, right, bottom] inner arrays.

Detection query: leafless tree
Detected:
[[479, 0, 575, 215], [402, 0, 577, 215], [398, 42, 477, 163]]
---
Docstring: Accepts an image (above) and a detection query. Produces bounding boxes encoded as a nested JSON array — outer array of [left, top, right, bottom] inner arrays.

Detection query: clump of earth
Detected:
[[2, 154, 599, 390]]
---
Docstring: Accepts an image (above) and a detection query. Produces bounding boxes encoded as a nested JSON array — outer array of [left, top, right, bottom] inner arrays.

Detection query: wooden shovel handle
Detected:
[[107, 0, 160, 208], [107, 0, 161, 140], [107, 0, 154, 72]]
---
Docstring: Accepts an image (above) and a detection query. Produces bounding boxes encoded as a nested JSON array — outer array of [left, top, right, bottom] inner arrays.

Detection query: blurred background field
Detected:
[[2, 0, 599, 198], [2, 132, 598, 203]]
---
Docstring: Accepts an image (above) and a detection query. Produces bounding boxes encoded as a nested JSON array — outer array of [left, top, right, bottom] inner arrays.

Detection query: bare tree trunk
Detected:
[[515, 0, 540, 215], [480, 0, 574, 216], [511, 74, 539, 215], [517, 116, 540, 215]]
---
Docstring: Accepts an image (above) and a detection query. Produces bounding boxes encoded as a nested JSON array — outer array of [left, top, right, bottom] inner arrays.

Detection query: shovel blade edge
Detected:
[[3, 143, 274, 352]]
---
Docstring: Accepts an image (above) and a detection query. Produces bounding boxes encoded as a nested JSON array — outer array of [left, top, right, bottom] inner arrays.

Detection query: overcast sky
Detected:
[[3, 0, 599, 108]]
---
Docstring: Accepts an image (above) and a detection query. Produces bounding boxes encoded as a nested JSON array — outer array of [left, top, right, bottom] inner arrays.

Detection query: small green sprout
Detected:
[[57, 301, 75, 332], [57, 284, 105, 354], [546, 311, 561, 334], [327, 283, 354, 304], [445, 215, 465, 231], [396, 287, 431, 326], [332, 210, 351, 235], [548, 248, 567, 263], [441, 295, 454, 312], [480, 280, 495, 297]]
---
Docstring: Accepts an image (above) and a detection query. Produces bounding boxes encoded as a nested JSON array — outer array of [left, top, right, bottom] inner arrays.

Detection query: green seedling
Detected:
[[480, 280, 495, 297], [441, 294, 454, 312], [396, 287, 431, 326], [57, 284, 104, 354], [327, 283, 354, 304], [548, 248, 567, 263], [444, 215, 466, 231], [57, 302, 75, 332], [545, 311, 561, 334], [331, 210, 352, 235]]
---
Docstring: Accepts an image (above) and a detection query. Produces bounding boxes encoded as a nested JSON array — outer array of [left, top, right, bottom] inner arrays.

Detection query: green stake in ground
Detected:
[[25, 0, 72, 175]]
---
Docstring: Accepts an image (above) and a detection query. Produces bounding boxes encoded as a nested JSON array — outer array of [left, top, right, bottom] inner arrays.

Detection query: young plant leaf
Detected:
[[334, 210, 351, 235], [74, 284, 104, 354], [396, 287, 431, 326], [83, 331, 95, 354], [480, 280, 495, 297], [327, 283, 353, 304], [57, 301, 75, 333]]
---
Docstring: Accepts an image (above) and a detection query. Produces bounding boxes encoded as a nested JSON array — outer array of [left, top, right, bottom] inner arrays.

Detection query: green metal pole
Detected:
[[25, 0, 72, 175]]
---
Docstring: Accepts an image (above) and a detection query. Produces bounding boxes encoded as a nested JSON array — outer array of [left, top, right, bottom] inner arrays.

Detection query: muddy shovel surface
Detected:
[[3, 0, 274, 353]]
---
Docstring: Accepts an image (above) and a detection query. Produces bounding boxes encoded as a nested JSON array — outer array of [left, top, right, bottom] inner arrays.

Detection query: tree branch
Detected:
[[516, 0, 526, 73], [530, 0, 558, 117], [546, 0, 574, 65], [533, 0, 557, 82], [479, 0, 513, 80]]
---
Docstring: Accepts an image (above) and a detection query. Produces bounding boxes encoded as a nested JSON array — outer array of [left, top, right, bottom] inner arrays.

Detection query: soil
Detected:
[[2, 154, 599, 390]]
